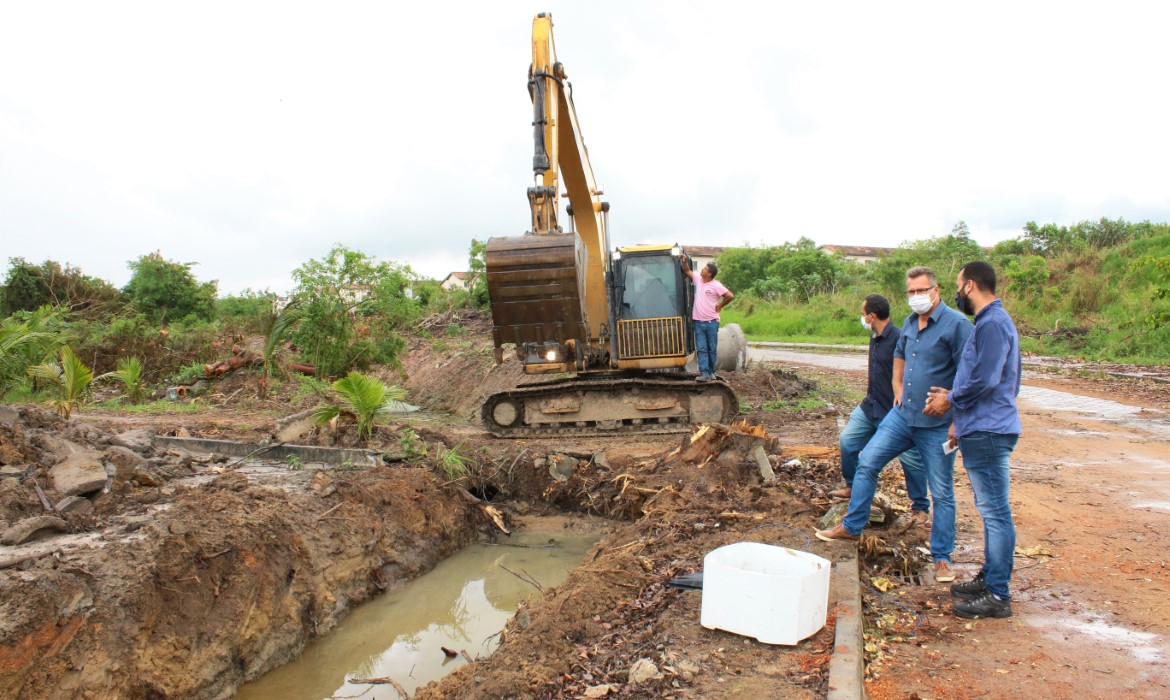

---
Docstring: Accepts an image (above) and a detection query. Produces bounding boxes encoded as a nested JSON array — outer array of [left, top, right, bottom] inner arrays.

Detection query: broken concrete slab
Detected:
[[54, 495, 94, 515], [108, 429, 155, 453], [548, 454, 575, 482], [103, 445, 145, 480], [1, 515, 69, 545], [50, 450, 108, 496]]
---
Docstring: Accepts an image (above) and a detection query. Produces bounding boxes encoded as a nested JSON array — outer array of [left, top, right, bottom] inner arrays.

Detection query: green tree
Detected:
[[218, 289, 277, 335], [2, 258, 120, 317], [467, 239, 490, 308], [1002, 255, 1050, 298], [714, 245, 784, 295], [123, 252, 217, 324], [291, 245, 419, 376]]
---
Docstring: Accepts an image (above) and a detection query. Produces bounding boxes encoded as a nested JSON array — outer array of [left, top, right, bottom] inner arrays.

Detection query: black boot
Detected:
[[953, 591, 1012, 619]]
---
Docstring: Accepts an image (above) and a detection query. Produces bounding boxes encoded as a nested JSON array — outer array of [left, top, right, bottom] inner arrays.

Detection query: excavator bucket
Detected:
[[484, 233, 591, 358]]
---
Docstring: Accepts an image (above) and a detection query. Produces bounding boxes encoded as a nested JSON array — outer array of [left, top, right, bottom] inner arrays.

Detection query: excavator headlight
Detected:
[[612, 251, 621, 261], [671, 246, 681, 257], [545, 349, 557, 362]]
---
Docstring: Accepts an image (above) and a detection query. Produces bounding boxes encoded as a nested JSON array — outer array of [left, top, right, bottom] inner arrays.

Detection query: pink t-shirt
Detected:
[[690, 272, 729, 321]]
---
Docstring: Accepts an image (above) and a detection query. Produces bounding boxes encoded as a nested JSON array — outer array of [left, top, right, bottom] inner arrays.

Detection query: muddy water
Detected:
[[233, 529, 600, 700]]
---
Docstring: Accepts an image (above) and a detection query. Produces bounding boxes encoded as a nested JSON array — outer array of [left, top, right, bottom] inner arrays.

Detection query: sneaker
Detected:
[[829, 486, 852, 500], [814, 524, 860, 542], [696, 374, 711, 382], [933, 560, 956, 583], [953, 591, 1012, 619], [950, 573, 987, 600]]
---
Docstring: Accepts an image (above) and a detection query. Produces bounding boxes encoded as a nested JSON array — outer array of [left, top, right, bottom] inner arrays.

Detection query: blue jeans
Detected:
[[958, 431, 1019, 599], [694, 319, 719, 376], [839, 405, 929, 512], [842, 407, 957, 562]]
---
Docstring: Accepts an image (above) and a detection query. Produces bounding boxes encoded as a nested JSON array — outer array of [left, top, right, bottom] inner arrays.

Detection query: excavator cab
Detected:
[[609, 245, 695, 371]]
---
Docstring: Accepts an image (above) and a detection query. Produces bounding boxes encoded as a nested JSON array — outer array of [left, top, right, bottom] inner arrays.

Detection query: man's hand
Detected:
[[893, 387, 903, 407], [923, 386, 952, 417], [945, 423, 958, 452]]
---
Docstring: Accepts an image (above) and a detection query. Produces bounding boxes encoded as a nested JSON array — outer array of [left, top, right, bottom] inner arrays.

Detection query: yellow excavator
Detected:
[[482, 12, 738, 437]]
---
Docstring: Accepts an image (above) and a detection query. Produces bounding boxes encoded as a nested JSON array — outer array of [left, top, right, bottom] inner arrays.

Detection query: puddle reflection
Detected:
[[234, 531, 600, 699]]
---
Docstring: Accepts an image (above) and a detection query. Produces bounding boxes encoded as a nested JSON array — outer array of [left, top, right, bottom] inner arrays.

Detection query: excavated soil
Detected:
[[1, 314, 933, 699]]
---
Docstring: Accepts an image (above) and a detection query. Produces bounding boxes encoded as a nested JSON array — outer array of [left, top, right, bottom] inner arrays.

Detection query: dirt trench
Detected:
[[0, 407, 486, 699]]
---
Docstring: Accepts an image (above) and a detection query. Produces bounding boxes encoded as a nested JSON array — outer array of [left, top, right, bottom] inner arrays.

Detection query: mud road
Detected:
[[750, 346, 1170, 699]]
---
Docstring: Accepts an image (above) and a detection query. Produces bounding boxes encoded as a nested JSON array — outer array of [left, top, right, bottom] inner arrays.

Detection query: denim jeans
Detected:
[[958, 431, 1019, 599], [842, 407, 957, 562], [694, 319, 719, 376], [839, 405, 929, 512]]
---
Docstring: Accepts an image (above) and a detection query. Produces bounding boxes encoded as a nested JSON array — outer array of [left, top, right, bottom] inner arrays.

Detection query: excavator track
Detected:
[[482, 376, 739, 438]]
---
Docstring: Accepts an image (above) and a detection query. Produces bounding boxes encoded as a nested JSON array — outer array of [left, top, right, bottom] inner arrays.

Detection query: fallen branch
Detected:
[[317, 502, 345, 520], [498, 563, 543, 592], [347, 676, 409, 697], [32, 478, 54, 512]]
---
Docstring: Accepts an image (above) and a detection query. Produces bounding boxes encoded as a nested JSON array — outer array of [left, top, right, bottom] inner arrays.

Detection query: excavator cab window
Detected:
[[619, 255, 684, 320]]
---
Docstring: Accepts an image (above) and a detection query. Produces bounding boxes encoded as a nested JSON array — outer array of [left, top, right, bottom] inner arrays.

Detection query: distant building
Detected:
[[440, 272, 471, 291], [339, 283, 372, 306], [681, 245, 725, 272], [817, 245, 896, 265]]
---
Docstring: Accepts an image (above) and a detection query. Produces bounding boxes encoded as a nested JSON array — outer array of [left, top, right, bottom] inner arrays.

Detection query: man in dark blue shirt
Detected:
[[925, 261, 1022, 618], [832, 294, 929, 529], [817, 266, 972, 586]]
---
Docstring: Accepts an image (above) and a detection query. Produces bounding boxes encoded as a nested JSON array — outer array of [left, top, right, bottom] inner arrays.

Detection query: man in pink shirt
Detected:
[[680, 256, 735, 381]]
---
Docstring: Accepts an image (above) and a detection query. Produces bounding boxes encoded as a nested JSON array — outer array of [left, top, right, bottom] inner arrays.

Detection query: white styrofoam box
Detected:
[[700, 542, 831, 645]]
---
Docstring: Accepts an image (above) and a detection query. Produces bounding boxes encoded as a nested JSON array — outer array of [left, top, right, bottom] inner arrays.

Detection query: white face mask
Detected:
[[860, 315, 872, 331], [908, 293, 933, 315]]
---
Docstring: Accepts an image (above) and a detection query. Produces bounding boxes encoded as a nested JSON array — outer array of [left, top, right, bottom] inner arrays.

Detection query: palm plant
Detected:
[[107, 356, 147, 404], [0, 323, 49, 398], [312, 371, 406, 439], [258, 300, 303, 398], [0, 308, 63, 398], [27, 345, 96, 418]]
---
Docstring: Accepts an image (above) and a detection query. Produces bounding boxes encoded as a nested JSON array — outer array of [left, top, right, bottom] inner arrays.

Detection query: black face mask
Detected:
[[955, 284, 975, 316]]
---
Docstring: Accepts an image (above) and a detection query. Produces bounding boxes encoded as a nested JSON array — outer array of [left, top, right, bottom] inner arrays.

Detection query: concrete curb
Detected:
[[153, 436, 402, 466], [826, 551, 866, 700]]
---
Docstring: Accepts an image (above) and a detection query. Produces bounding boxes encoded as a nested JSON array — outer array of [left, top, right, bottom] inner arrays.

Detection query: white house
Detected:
[[440, 272, 471, 291]]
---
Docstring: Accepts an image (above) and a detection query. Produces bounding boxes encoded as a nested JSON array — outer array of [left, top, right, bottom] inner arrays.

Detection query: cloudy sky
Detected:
[[3, 1, 1168, 295]]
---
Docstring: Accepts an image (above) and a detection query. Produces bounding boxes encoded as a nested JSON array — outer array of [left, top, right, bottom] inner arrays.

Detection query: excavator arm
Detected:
[[527, 12, 610, 342]]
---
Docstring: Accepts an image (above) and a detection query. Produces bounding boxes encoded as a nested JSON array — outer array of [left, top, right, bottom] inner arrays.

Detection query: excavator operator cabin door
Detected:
[[614, 251, 693, 366]]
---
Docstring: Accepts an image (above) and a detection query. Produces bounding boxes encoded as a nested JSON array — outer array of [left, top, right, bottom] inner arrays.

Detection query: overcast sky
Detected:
[[3, 1, 1168, 295]]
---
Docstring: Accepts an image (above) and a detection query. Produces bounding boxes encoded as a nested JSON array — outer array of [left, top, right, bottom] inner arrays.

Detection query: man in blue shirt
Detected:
[[817, 267, 973, 586], [925, 261, 1022, 618], [832, 294, 929, 530]]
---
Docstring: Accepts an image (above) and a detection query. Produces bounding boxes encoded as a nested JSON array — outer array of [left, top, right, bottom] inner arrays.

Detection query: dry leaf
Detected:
[[583, 683, 617, 698]]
